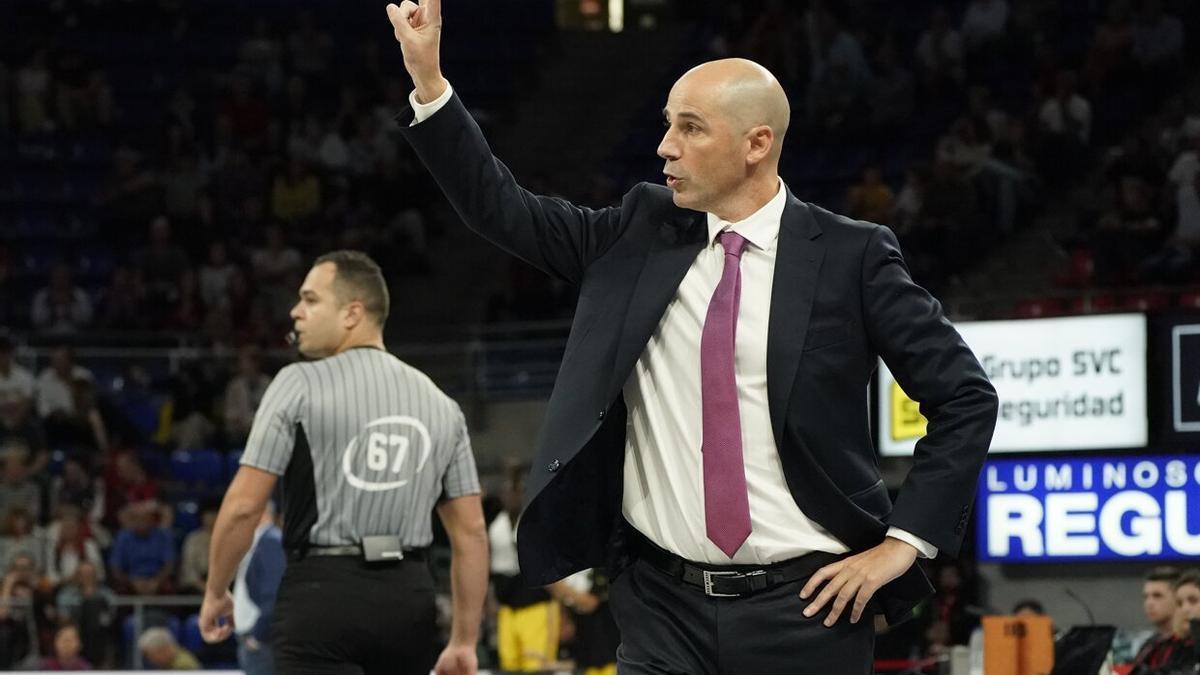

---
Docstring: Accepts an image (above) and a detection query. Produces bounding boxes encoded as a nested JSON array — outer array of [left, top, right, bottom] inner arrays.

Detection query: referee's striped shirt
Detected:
[[240, 346, 480, 551]]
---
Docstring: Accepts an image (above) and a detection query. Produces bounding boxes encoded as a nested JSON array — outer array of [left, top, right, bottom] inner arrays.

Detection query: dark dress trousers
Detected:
[[396, 93, 999, 628]]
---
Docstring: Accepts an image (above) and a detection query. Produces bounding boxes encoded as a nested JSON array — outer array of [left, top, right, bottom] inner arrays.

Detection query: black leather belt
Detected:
[[633, 533, 841, 598], [290, 545, 428, 561]]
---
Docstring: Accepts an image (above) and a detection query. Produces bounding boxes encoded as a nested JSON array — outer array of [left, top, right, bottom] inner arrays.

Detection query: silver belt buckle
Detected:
[[702, 569, 766, 597]]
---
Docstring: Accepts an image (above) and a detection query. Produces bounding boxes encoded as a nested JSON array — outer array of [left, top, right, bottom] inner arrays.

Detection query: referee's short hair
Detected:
[[314, 250, 390, 326]]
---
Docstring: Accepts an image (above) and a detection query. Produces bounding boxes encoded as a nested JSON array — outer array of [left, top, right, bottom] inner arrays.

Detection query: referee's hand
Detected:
[[433, 642, 476, 675], [199, 590, 236, 643]]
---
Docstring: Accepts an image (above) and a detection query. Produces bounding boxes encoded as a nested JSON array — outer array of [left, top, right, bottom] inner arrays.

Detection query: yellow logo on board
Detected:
[[890, 380, 928, 441]]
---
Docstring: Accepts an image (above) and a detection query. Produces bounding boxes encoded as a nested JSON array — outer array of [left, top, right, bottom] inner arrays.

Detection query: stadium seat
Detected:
[[227, 450, 244, 481], [175, 500, 200, 535], [182, 614, 204, 655], [170, 450, 198, 484], [1014, 297, 1063, 319], [1177, 289, 1200, 308], [1123, 291, 1169, 312], [191, 449, 225, 487]]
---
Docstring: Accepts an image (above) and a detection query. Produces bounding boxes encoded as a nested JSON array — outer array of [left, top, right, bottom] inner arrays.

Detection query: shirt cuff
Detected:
[[408, 82, 455, 126], [886, 527, 938, 559]]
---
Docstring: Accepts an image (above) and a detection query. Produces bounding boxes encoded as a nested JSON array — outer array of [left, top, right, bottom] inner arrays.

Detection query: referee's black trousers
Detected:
[[271, 556, 438, 675], [608, 557, 874, 675]]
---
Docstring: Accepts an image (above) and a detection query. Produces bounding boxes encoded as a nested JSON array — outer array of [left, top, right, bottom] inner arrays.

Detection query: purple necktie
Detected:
[[701, 231, 752, 558]]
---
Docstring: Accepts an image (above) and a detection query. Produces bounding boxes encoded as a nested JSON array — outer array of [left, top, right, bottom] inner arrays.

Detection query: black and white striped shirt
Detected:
[[241, 347, 479, 550]]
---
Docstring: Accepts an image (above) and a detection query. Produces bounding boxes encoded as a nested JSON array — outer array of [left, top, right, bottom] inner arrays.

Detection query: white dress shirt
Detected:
[[411, 83, 936, 564]]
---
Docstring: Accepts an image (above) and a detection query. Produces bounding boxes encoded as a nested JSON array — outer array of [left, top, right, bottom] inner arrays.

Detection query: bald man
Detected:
[[389, 2, 997, 673]]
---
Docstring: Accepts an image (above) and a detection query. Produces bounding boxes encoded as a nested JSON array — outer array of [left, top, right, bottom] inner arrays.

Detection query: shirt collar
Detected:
[[706, 179, 787, 252]]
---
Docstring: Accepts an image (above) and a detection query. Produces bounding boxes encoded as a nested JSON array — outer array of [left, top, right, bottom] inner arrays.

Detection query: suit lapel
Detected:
[[608, 212, 707, 397], [767, 196, 825, 447]]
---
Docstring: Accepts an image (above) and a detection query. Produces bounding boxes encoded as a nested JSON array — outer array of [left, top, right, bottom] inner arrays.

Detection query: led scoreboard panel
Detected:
[[977, 455, 1200, 563], [877, 314, 1148, 456]]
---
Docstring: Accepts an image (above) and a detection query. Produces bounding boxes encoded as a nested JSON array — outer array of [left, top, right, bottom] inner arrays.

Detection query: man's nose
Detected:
[[657, 132, 679, 161]]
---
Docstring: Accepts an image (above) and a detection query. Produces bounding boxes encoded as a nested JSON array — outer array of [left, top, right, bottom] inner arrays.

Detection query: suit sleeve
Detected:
[[396, 90, 635, 285], [861, 225, 998, 556]]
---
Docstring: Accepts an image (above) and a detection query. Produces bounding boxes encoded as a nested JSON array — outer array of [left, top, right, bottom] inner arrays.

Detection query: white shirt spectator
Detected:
[[35, 366, 92, 418], [916, 28, 964, 77], [961, 0, 1009, 48], [318, 131, 350, 172], [0, 363, 35, 408], [1168, 150, 1200, 241], [31, 287, 94, 334], [199, 261, 237, 309], [1039, 95, 1092, 144]]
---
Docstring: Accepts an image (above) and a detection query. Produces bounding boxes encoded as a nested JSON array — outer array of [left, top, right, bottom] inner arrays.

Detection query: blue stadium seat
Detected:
[[192, 449, 224, 488], [226, 450, 244, 481], [175, 500, 200, 535], [182, 614, 204, 655], [170, 450, 198, 483], [139, 449, 169, 479]]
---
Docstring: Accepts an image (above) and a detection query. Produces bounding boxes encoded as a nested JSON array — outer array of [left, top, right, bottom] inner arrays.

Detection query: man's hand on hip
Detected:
[[799, 537, 919, 626], [386, 0, 448, 103]]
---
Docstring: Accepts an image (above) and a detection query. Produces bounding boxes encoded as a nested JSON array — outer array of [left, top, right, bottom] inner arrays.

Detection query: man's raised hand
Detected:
[[386, 1, 447, 103]]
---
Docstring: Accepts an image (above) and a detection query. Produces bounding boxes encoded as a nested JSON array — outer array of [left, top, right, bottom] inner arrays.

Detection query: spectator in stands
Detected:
[[1094, 175, 1165, 284], [892, 166, 926, 236], [198, 242, 238, 311], [56, 560, 116, 669], [49, 459, 105, 541], [0, 340, 48, 480], [286, 9, 334, 82], [1132, 566, 1183, 672], [223, 346, 271, 444], [167, 269, 205, 333], [15, 48, 53, 134], [271, 155, 321, 223], [1039, 70, 1093, 148], [109, 500, 175, 595], [178, 504, 217, 594], [104, 453, 158, 530], [869, 41, 915, 135], [847, 166, 896, 225], [45, 506, 104, 586], [95, 147, 160, 248], [1084, 1, 1136, 94], [916, 8, 965, 94], [40, 622, 91, 671], [807, 11, 872, 139], [138, 626, 200, 670], [35, 346, 93, 422], [961, 0, 1009, 52], [0, 337, 35, 419], [30, 263, 94, 335], [167, 360, 219, 451], [1131, 0, 1185, 73], [161, 151, 212, 229], [250, 225, 303, 333], [0, 457, 42, 528], [0, 552, 39, 668], [95, 265, 150, 331], [135, 216, 191, 327]]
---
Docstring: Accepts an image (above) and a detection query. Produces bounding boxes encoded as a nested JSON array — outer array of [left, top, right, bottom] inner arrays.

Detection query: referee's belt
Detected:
[[291, 544, 428, 561], [632, 532, 842, 598]]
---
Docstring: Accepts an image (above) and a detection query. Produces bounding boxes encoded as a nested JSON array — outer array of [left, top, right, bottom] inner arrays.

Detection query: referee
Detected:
[[199, 250, 487, 675]]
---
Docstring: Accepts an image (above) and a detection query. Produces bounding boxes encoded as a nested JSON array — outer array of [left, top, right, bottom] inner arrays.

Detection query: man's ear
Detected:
[[342, 301, 366, 329], [747, 125, 775, 165]]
